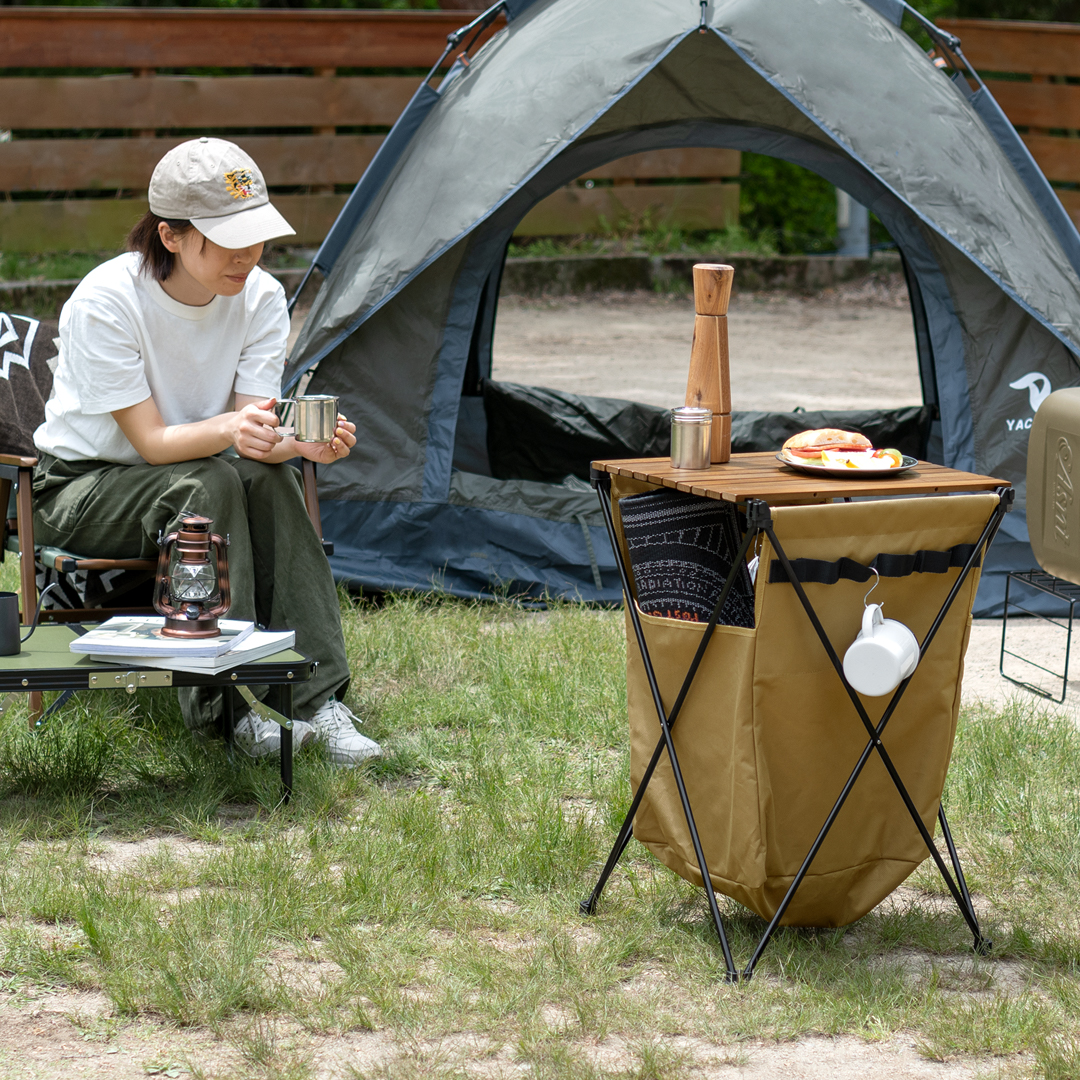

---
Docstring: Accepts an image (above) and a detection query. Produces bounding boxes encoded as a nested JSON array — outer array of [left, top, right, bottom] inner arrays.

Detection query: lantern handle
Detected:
[[204, 532, 231, 619], [152, 530, 182, 617]]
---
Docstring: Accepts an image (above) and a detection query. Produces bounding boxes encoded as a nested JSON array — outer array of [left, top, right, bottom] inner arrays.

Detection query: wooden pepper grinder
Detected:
[[685, 263, 733, 463]]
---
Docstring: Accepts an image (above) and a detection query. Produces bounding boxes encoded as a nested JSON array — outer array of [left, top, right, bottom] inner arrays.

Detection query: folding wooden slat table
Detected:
[[0, 623, 312, 802], [585, 453, 1012, 982]]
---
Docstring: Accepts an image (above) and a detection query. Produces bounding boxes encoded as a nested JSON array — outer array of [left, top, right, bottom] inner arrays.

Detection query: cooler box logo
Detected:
[[1007, 372, 1052, 431], [1052, 436, 1074, 548], [224, 168, 256, 200]]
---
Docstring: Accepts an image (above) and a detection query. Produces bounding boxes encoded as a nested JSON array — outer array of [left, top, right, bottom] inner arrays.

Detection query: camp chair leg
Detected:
[[28, 691, 43, 730]]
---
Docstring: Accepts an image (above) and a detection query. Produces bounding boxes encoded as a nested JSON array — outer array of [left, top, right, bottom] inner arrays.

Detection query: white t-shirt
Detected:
[[34, 251, 289, 465]]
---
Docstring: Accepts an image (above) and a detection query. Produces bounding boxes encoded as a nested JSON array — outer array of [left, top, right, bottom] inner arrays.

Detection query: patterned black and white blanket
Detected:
[[620, 488, 755, 627]]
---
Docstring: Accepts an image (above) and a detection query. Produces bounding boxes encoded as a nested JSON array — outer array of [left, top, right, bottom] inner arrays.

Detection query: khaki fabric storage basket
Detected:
[[612, 477, 995, 928]]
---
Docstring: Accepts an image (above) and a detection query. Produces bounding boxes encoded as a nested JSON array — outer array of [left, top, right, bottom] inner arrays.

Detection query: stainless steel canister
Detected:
[[277, 395, 339, 443], [670, 406, 712, 469]]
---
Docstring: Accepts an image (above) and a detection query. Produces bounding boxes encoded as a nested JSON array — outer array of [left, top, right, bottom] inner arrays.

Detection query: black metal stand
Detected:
[[999, 569, 1080, 703], [583, 471, 1011, 981]]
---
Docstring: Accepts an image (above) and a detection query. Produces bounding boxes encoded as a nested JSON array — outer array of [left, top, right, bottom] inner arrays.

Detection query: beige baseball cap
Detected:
[[149, 137, 295, 249]]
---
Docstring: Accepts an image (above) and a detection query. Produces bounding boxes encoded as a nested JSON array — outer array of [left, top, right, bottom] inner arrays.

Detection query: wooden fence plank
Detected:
[[939, 18, 1080, 77], [582, 148, 741, 180], [515, 183, 740, 237], [0, 9, 494, 70], [0, 76, 417, 131], [0, 138, 740, 193], [273, 193, 350, 245], [1022, 133, 1080, 181], [985, 79, 1080, 130], [1053, 188, 1080, 229], [0, 193, 348, 252], [0, 198, 150, 253], [0, 183, 741, 252], [0, 135, 385, 192]]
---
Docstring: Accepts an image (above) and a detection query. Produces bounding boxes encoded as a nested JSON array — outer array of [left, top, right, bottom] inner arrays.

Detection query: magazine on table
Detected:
[[83, 628, 297, 675], [70, 616, 256, 658]]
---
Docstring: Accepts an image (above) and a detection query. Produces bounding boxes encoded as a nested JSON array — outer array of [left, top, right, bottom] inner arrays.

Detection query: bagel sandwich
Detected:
[[781, 428, 904, 469]]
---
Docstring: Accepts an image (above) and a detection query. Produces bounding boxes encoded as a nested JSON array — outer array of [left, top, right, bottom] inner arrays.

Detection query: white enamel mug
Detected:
[[842, 603, 920, 697]]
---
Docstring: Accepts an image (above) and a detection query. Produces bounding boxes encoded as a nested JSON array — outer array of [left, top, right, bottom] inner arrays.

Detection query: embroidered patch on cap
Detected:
[[224, 168, 256, 200]]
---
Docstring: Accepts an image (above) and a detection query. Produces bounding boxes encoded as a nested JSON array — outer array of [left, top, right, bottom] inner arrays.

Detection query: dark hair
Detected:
[[126, 211, 198, 282]]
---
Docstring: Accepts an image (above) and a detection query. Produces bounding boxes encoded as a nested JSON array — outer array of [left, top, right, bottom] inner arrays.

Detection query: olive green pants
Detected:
[[33, 452, 350, 730]]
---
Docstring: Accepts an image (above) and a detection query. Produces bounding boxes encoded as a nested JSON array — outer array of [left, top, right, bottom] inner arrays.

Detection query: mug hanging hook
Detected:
[[863, 565, 880, 607]]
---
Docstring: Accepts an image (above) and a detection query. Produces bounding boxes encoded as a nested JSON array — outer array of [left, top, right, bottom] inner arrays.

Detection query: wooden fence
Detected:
[[0, 8, 739, 253], [940, 18, 1080, 228]]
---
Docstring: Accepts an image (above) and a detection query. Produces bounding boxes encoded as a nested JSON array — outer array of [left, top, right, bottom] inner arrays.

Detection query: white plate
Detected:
[[775, 451, 919, 478]]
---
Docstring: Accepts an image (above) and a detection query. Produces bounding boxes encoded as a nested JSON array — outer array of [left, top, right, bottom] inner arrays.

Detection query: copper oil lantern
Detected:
[[153, 514, 231, 637]]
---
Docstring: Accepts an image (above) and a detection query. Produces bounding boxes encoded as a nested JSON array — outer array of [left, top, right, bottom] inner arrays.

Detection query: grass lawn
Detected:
[[1, 553, 1079, 1078]]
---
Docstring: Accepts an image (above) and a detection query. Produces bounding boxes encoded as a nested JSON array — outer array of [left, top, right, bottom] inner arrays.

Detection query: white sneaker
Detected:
[[309, 698, 382, 766], [233, 710, 315, 759]]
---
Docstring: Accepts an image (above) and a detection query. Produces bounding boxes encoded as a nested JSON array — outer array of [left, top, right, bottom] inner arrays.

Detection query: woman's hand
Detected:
[[231, 398, 285, 459], [292, 415, 357, 466]]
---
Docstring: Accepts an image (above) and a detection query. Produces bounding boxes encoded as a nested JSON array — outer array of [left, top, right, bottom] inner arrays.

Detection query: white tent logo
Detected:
[[0, 312, 37, 381], [1009, 371, 1052, 412]]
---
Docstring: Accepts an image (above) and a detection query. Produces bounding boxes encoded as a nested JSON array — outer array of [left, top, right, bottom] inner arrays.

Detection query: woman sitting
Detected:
[[33, 137, 377, 765]]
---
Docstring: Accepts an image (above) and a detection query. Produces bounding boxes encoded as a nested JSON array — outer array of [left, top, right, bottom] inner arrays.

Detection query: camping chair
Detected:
[[584, 466, 1011, 981], [0, 309, 332, 713]]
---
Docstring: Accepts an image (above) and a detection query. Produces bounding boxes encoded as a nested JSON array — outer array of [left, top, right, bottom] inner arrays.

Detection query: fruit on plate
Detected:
[[781, 429, 904, 468], [820, 448, 905, 469]]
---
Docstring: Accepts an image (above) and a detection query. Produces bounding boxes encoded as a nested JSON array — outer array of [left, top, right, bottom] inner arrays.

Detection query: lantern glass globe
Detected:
[[171, 561, 217, 602]]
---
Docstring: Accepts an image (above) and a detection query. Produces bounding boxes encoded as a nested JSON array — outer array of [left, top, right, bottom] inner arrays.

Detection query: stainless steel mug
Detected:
[[277, 395, 339, 443], [670, 406, 712, 469]]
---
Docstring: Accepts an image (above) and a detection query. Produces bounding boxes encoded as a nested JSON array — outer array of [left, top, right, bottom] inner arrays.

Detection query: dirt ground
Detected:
[[0, 980, 991, 1079], [491, 275, 921, 412]]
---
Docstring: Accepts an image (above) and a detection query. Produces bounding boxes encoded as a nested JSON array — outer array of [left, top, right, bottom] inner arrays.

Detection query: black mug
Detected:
[[0, 583, 58, 657], [0, 592, 19, 656]]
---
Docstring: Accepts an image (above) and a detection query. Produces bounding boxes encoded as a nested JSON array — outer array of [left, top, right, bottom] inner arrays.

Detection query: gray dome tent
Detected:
[[285, 0, 1080, 613]]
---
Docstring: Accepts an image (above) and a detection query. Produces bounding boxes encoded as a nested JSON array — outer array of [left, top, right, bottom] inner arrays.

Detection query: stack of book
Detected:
[[69, 616, 295, 674]]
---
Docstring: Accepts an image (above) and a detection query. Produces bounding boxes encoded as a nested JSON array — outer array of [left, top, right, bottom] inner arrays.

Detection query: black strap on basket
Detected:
[[768, 543, 980, 585]]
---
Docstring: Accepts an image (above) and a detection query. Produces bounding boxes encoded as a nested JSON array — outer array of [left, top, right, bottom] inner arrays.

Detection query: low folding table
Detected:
[[585, 452, 1011, 982], [0, 624, 312, 802]]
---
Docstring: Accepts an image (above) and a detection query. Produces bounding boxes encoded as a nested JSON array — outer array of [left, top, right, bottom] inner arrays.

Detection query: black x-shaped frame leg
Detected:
[[582, 471, 1012, 982]]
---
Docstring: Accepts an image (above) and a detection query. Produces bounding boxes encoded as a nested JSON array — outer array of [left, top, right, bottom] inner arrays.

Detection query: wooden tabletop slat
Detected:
[[593, 454, 1007, 502]]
